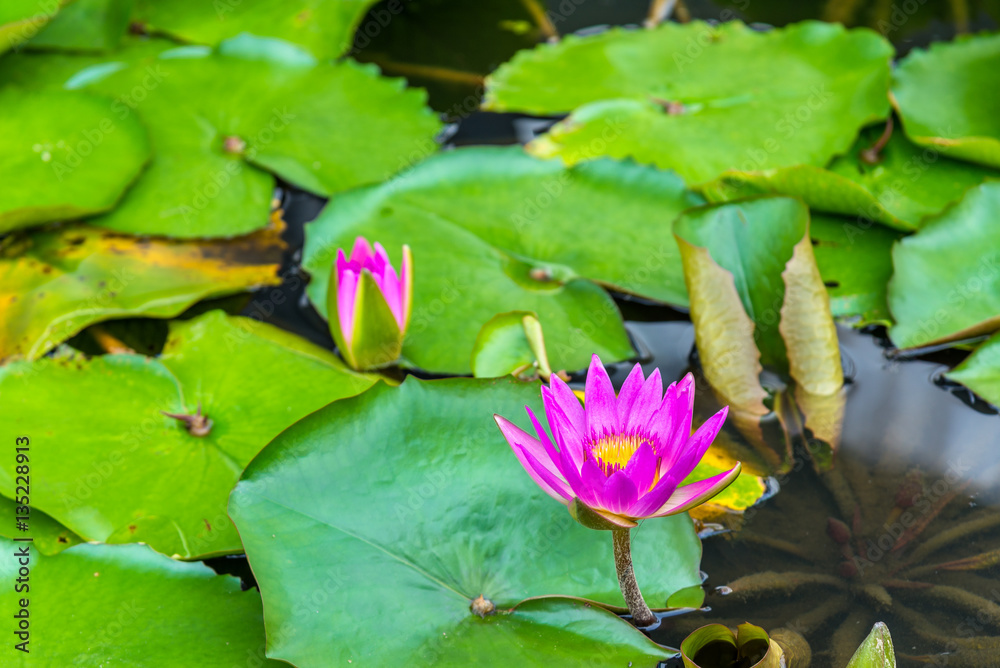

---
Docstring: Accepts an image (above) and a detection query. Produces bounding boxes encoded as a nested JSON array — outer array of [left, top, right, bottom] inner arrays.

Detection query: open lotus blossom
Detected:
[[327, 237, 412, 371], [494, 355, 740, 530]]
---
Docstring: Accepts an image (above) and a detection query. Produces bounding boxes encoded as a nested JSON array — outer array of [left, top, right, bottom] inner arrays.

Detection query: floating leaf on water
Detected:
[[0, 87, 150, 234], [0, 0, 70, 53], [0, 539, 283, 666], [0, 311, 378, 559], [2, 35, 441, 237], [945, 331, 1000, 408], [705, 125, 1000, 231], [303, 146, 705, 374], [893, 32, 1000, 168], [810, 213, 902, 327], [229, 377, 704, 666], [888, 182, 1000, 350], [132, 0, 380, 60], [0, 497, 81, 555], [26, 0, 133, 52], [0, 221, 285, 362], [485, 21, 892, 184], [471, 310, 548, 380]]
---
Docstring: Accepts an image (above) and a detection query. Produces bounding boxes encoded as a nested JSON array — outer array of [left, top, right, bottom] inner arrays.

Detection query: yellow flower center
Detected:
[[588, 434, 659, 486]]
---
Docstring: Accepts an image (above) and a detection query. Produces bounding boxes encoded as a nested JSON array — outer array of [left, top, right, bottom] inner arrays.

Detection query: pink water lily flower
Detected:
[[495, 355, 740, 529], [328, 237, 412, 370]]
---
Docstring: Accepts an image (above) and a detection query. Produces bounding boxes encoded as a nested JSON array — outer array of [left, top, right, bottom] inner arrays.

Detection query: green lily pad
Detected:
[[6, 35, 441, 237], [471, 310, 553, 380], [0, 539, 282, 666], [706, 124, 1000, 231], [132, 0, 379, 59], [0, 310, 377, 559], [229, 377, 703, 666], [485, 21, 892, 184], [0, 221, 285, 362], [0, 88, 150, 234], [846, 622, 896, 668], [893, 32, 1000, 168], [0, 0, 70, 53], [27, 0, 132, 51], [303, 146, 706, 374], [810, 213, 902, 326], [0, 496, 81, 555], [888, 182, 1000, 349], [945, 331, 1000, 407]]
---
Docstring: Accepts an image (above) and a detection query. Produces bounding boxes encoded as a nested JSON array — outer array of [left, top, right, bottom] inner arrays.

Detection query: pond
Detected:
[[3, 0, 1000, 666]]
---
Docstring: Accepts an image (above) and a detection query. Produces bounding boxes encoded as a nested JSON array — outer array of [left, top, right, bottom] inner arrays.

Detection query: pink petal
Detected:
[[625, 469, 682, 518], [663, 406, 729, 482], [651, 374, 695, 462], [584, 354, 618, 439], [615, 364, 646, 424], [624, 368, 663, 436], [494, 415, 571, 503], [526, 406, 564, 478], [548, 373, 585, 429], [542, 385, 585, 469], [577, 457, 609, 508], [600, 471, 639, 515], [623, 442, 657, 495], [372, 241, 391, 273], [648, 464, 742, 518], [349, 236, 374, 264], [336, 269, 359, 347], [378, 264, 404, 328]]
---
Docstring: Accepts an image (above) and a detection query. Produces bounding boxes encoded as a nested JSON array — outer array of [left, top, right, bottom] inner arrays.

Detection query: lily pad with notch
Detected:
[[0, 311, 378, 559]]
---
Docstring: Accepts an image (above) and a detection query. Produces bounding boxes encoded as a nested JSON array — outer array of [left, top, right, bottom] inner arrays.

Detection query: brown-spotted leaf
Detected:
[[0, 222, 284, 362]]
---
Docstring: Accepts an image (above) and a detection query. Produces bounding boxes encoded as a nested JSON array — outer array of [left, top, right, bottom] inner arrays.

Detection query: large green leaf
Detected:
[[303, 146, 705, 374], [893, 32, 1000, 168], [945, 331, 1000, 407], [5, 36, 441, 237], [888, 182, 1000, 349], [0, 311, 377, 558], [26, 0, 132, 51], [0, 221, 285, 362], [132, 0, 379, 59], [0, 0, 71, 53], [0, 88, 149, 233], [706, 124, 1000, 231], [810, 213, 902, 326], [229, 377, 703, 666], [485, 21, 892, 184], [0, 539, 283, 666]]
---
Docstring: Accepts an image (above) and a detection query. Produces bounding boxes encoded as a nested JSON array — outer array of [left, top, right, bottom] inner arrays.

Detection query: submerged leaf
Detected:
[[0, 311, 378, 559], [229, 377, 704, 666], [0, 222, 285, 362], [486, 21, 892, 183]]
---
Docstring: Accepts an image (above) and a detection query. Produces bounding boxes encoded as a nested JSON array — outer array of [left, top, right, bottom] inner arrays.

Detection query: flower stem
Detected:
[[612, 528, 657, 627]]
